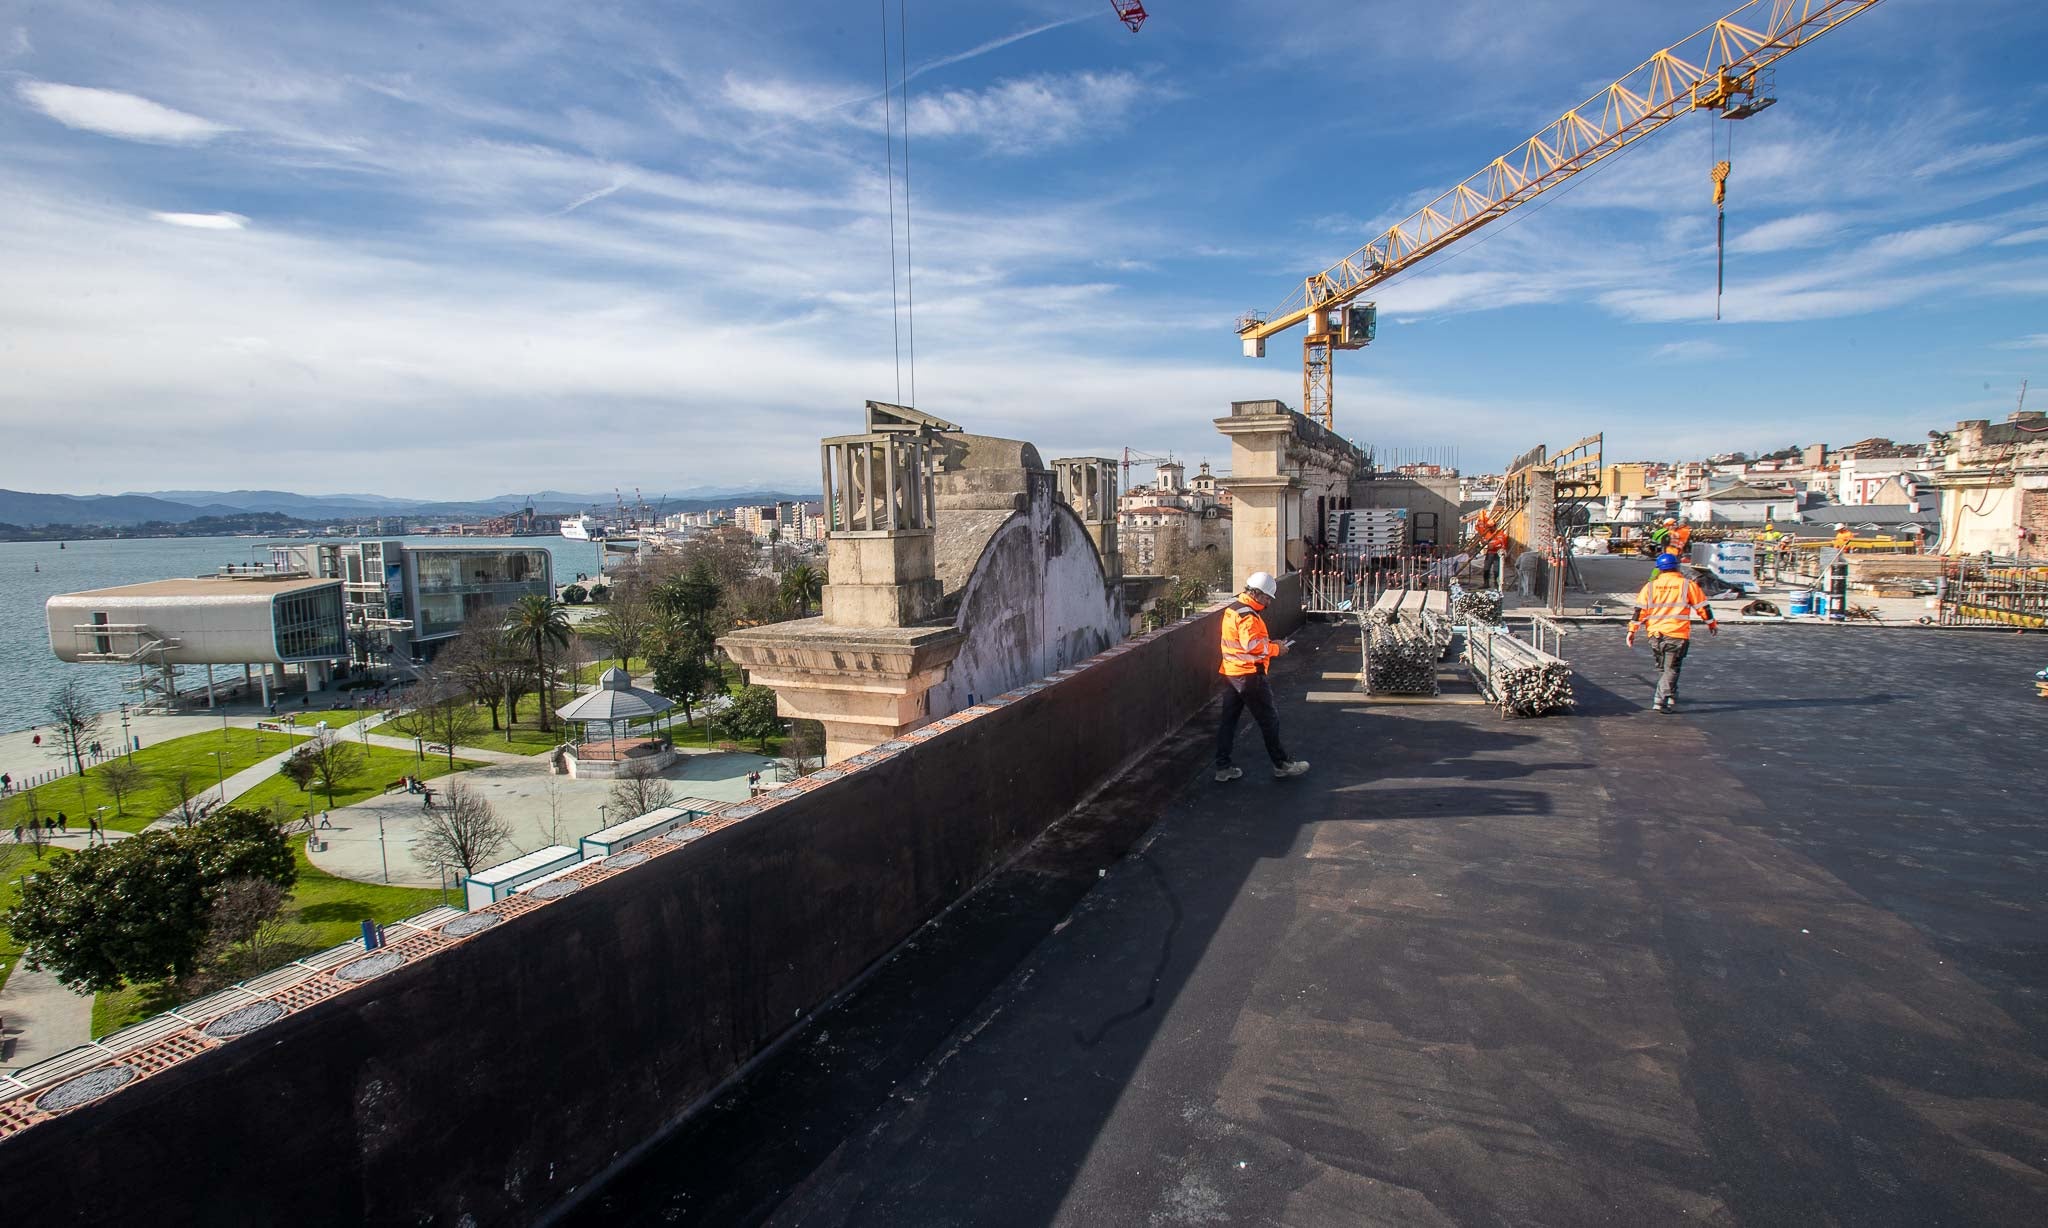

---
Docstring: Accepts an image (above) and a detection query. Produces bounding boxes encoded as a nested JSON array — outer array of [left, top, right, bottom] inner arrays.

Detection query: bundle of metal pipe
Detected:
[[1360, 610, 1440, 695], [1466, 627, 1575, 717], [1451, 586, 1504, 625]]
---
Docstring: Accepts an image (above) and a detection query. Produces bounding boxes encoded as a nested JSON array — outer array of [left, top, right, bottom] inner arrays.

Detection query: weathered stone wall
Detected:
[[928, 492, 1123, 714], [0, 611, 1227, 1227]]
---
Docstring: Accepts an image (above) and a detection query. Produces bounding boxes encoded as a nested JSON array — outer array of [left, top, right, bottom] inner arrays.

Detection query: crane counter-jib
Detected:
[[1234, 0, 1886, 399]]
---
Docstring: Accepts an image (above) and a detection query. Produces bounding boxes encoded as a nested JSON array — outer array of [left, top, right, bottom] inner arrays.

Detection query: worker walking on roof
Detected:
[[1627, 553, 1717, 714], [1215, 572, 1310, 783]]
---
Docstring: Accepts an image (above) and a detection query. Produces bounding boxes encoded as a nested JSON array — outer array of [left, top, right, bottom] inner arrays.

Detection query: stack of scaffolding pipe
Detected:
[[1360, 609, 1439, 695], [1466, 627, 1575, 717], [1451, 586, 1503, 625]]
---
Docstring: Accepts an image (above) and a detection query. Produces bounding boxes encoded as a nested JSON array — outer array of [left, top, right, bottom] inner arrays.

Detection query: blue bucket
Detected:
[[1787, 590, 1812, 615]]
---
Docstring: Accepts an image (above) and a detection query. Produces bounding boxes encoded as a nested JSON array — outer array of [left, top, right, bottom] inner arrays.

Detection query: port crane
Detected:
[[1235, 0, 1886, 430]]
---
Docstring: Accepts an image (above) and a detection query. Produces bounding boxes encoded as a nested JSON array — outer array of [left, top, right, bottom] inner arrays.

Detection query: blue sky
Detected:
[[2, 0, 2043, 498]]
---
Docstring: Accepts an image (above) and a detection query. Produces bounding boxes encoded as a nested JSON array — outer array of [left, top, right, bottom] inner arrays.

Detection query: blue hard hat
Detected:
[[1654, 552, 1681, 571]]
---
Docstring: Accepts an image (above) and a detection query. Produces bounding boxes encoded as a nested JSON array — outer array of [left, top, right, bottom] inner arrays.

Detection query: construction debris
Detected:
[[1465, 627, 1576, 717]]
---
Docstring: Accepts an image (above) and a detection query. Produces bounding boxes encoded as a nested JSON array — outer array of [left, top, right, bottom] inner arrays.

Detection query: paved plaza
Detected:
[[305, 747, 778, 887]]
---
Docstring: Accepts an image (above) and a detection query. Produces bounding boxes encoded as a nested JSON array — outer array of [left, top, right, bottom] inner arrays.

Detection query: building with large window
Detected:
[[282, 540, 553, 669], [46, 572, 347, 709]]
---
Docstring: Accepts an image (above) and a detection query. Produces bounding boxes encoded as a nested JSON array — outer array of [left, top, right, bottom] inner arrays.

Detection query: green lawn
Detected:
[[0, 842, 59, 997], [5, 726, 308, 836], [572, 656, 649, 685], [233, 743, 480, 822], [287, 706, 389, 729], [92, 843, 445, 1036], [368, 715, 566, 755]]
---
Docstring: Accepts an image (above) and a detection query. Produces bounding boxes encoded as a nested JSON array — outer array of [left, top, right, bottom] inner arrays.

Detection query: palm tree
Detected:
[[779, 563, 823, 619], [507, 593, 572, 732]]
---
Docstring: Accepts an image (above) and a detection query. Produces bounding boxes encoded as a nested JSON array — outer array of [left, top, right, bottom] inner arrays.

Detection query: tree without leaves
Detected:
[[44, 677, 102, 780], [442, 614, 532, 733], [99, 755, 147, 819], [606, 761, 674, 820], [202, 878, 289, 970], [786, 719, 826, 775], [304, 733, 363, 807], [169, 766, 203, 826], [410, 779, 510, 880], [587, 582, 654, 674], [413, 689, 486, 767]]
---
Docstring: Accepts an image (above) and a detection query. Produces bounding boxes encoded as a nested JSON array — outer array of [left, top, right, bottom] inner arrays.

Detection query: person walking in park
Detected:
[[11, 822, 21, 843], [1627, 553, 1718, 714], [1214, 571, 1311, 782], [56, 812, 67, 834], [87, 813, 101, 845]]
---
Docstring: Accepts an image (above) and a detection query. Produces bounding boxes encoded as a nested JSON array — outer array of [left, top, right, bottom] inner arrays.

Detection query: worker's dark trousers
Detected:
[[1649, 634, 1691, 706], [1216, 671, 1290, 768]]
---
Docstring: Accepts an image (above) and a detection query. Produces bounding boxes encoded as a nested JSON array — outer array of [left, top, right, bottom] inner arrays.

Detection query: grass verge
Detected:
[[5, 726, 307, 836]]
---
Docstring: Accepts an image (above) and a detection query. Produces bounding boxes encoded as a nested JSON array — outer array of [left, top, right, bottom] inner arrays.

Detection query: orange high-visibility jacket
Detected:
[[1834, 529, 1854, 550], [1220, 598, 1282, 676], [1631, 572, 1712, 639], [1671, 525, 1692, 551]]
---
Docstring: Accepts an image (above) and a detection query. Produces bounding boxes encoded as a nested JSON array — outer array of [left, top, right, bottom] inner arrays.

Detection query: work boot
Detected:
[[1214, 766, 1243, 783], [1273, 760, 1311, 779], [1659, 698, 1677, 714]]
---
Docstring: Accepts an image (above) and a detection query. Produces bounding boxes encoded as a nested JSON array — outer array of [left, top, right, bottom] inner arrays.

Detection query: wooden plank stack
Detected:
[[1465, 627, 1576, 717]]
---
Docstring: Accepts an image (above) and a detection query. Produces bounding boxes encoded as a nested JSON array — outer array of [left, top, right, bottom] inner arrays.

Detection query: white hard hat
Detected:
[[1834, 522, 1846, 529], [1244, 571, 1278, 598]]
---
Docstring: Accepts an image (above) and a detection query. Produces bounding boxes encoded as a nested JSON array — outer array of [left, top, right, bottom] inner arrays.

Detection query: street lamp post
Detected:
[[94, 805, 108, 846], [377, 809, 388, 884], [209, 750, 228, 806], [119, 703, 132, 757]]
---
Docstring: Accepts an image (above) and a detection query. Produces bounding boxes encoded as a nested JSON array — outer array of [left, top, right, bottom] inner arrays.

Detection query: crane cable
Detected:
[[899, 0, 917, 409], [877, 1, 919, 408], [879, 0, 902, 406]]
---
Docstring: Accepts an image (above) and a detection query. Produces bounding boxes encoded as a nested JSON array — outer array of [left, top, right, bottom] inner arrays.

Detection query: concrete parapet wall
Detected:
[[0, 609, 1228, 1226]]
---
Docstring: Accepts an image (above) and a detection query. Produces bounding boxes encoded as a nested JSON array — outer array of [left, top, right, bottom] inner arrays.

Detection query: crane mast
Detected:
[[1236, 0, 1886, 430]]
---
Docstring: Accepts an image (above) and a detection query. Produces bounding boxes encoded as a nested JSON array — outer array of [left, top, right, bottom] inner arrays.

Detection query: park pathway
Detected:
[[2, 712, 528, 1071]]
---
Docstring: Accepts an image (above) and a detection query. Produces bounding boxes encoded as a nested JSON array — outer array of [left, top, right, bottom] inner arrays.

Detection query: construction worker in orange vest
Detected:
[[1627, 553, 1717, 714], [1670, 521, 1692, 554], [1215, 571, 1311, 782], [1833, 522, 1854, 552]]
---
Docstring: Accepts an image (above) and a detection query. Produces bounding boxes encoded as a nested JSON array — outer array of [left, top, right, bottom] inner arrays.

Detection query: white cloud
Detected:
[[1649, 339, 1730, 363], [1727, 212, 1841, 255], [6, 26, 29, 57], [16, 81, 231, 143], [1996, 334, 2048, 350], [903, 71, 1154, 152], [1995, 226, 2048, 248], [151, 211, 249, 230]]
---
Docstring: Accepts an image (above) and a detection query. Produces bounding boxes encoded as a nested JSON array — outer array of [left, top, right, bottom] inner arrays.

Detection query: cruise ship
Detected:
[[560, 514, 608, 541]]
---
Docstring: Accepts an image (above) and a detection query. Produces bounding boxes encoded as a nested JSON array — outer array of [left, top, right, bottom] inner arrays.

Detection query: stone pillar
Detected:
[[721, 415, 966, 760], [1052, 457, 1120, 580]]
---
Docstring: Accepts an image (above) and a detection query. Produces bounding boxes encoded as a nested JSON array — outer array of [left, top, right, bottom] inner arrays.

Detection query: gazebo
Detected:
[[553, 667, 678, 779]]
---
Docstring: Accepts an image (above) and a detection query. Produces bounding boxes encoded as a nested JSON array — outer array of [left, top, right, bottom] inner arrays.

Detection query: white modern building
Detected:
[[46, 572, 347, 709]]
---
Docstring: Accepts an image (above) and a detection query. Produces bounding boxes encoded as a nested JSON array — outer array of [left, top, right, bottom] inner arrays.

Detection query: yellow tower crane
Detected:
[[1235, 0, 1886, 430]]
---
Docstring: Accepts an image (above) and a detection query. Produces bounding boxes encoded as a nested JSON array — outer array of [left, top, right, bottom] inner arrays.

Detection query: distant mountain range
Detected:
[[0, 486, 812, 528]]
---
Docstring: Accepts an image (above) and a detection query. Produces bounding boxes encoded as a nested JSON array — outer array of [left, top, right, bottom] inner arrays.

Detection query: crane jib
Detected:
[[1236, 0, 1887, 431]]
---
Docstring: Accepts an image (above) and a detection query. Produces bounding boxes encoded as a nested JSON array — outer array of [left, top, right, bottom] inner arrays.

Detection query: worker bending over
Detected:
[[1627, 553, 1717, 714], [1215, 571, 1311, 782]]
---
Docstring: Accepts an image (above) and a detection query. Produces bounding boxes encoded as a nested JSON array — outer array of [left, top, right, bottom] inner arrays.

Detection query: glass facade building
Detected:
[[274, 586, 346, 661], [411, 548, 552, 640]]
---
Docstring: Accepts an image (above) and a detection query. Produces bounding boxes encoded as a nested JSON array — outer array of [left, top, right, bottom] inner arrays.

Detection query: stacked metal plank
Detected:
[[1465, 626, 1575, 717], [1325, 507, 1409, 558]]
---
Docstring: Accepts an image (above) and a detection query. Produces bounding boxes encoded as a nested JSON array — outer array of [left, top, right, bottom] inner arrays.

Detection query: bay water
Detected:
[[0, 535, 603, 734]]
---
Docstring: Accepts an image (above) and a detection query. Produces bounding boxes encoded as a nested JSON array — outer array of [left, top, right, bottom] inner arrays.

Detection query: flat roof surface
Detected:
[[572, 625, 2048, 1226], [52, 575, 339, 600]]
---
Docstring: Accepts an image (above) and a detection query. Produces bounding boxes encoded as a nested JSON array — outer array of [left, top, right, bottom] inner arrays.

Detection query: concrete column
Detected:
[[260, 670, 271, 708], [205, 663, 215, 708]]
